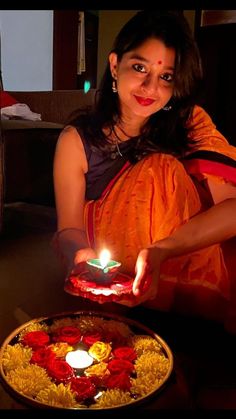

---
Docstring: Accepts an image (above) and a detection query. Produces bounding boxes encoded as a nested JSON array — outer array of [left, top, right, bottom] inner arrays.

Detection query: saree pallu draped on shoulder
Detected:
[[184, 105, 236, 184], [84, 153, 229, 322]]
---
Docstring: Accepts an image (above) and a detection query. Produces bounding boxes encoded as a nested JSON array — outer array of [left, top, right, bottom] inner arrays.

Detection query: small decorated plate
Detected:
[[0, 311, 173, 410], [65, 271, 133, 305], [64, 262, 152, 304]]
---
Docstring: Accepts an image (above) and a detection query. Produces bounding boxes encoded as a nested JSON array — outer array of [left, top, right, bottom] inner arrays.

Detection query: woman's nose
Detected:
[[141, 74, 158, 94]]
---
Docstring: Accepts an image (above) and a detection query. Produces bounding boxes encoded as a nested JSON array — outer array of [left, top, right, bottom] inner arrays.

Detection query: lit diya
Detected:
[[64, 249, 134, 303], [86, 249, 121, 284]]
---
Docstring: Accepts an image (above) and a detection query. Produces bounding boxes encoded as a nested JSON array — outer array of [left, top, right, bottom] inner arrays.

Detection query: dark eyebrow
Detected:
[[128, 53, 175, 71], [129, 53, 149, 62]]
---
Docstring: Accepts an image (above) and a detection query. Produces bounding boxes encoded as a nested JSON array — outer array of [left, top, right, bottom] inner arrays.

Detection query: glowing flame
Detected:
[[99, 249, 111, 269]]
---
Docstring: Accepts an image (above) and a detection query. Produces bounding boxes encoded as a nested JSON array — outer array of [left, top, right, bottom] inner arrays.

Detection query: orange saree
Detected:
[[84, 106, 236, 327]]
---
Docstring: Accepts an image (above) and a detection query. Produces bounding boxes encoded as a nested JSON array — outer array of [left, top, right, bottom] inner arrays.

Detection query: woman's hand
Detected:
[[69, 247, 97, 277], [132, 246, 167, 302], [117, 245, 168, 307], [74, 247, 97, 265]]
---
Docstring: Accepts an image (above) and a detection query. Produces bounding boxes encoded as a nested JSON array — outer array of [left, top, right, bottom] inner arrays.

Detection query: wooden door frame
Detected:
[[53, 10, 78, 90]]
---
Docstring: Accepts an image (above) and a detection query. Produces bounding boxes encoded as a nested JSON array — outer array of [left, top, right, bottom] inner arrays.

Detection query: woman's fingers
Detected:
[[74, 248, 97, 265]]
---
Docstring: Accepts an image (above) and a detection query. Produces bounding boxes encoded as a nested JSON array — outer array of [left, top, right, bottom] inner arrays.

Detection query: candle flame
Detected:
[[99, 249, 111, 269]]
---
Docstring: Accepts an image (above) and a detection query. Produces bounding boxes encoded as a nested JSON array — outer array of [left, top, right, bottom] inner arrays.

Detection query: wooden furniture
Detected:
[[0, 89, 96, 234]]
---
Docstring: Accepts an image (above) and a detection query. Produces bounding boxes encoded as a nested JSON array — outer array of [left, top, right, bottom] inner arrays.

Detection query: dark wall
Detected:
[[196, 21, 236, 146]]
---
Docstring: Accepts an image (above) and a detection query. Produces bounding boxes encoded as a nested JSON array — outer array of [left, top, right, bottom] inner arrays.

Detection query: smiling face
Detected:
[[109, 37, 176, 124]]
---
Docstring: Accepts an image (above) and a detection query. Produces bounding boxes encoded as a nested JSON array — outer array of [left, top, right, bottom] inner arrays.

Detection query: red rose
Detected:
[[82, 331, 102, 347], [89, 374, 102, 387], [22, 331, 50, 350], [70, 376, 97, 401], [104, 372, 131, 391], [107, 359, 134, 374], [52, 326, 82, 345], [30, 347, 56, 368], [47, 358, 75, 383], [113, 346, 137, 362]]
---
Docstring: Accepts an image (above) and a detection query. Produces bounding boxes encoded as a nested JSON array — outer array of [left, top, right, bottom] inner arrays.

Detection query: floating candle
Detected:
[[65, 349, 93, 369]]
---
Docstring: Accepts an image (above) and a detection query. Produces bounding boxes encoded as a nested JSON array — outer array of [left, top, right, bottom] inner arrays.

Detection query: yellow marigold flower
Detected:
[[131, 372, 162, 397], [18, 322, 49, 340], [85, 361, 109, 379], [77, 316, 104, 334], [2, 344, 32, 373], [135, 351, 169, 378], [129, 335, 162, 356], [91, 389, 133, 408], [49, 342, 73, 357], [49, 317, 80, 332], [88, 341, 112, 362], [6, 364, 52, 398], [36, 382, 80, 408], [101, 320, 132, 338]]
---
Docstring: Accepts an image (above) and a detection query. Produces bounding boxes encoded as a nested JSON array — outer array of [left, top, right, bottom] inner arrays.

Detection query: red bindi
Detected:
[[157, 60, 162, 64]]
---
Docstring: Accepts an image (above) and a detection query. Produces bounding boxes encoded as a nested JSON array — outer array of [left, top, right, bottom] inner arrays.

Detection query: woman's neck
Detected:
[[114, 124, 137, 141], [114, 115, 147, 141], [103, 115, 146, 143]]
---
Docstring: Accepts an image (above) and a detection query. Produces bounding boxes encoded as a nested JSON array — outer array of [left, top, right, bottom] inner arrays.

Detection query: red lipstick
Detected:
[[134, 95, 155, 106]]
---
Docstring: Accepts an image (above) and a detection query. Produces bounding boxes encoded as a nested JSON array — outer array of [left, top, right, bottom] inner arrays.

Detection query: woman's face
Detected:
[[109, 38, 175, 122]]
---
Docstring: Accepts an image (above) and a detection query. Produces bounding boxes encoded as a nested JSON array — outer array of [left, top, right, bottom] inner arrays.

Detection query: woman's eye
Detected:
[[160, 73, 174, 83], [133, 64, 146, 73]]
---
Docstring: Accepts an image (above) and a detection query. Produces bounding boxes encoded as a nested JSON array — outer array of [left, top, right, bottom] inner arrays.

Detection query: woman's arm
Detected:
[[154, 178, 236, 257], [53, 126, 96, 271], [54, 125, 87, 231], [133, 106, 236, 299], [133, 180, 236, 299]]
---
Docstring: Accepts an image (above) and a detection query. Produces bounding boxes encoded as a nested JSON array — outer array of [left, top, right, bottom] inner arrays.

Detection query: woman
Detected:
[[53, 10, 236, 330]]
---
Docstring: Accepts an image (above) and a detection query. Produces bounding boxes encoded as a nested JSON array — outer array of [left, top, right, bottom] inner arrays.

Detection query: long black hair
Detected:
[[71, 10, 203, 160]]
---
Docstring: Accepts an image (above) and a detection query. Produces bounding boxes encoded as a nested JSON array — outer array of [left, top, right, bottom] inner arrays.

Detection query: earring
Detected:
[[162, 104, 172, 111], [112, 80, 118, 93]]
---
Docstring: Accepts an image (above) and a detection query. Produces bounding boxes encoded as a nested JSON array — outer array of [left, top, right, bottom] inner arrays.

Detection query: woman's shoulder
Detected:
[[58, 125, 81, 142], [61, 124, 78, 134], [183, 105, 236, 164], [186, 105, 216, 131], [186, 104, 231, 147], [55, 125, 87, 157]]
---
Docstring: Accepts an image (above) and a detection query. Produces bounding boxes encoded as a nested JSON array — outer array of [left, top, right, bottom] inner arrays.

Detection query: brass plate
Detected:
[[0, 310, 173, 410]]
